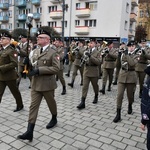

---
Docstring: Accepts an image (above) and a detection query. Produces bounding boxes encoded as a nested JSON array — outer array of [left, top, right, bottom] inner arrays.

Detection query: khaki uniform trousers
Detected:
[[28, 90, 57, 124], [82, 76, 99, 98], [72, 65, 84, 83], [117, 83, 136, 109], [102, 68, 114, 85], [136, 71, 146, 91], [57, 69, 66, 86], [0, 80, 23, 107]]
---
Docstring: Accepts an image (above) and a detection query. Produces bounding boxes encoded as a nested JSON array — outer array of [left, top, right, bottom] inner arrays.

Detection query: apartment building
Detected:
[[0, 0, 138, 43]]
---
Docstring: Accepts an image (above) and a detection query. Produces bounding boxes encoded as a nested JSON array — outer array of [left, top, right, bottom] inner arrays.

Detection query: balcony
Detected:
[[0, 3, 9, 10], [51, 0, 62, 3], [75, 26, 89, 35], [17, 14, 27, 21], [16, 0, 26, 8], [50, 11, 63, 19], [128, 28, 135, 37], [33, 13, 40, 20], [0, 16, 9, 22], [31, 0, 40, 6], [130, 13, 137, 22], [53, 27, 62, 34], [76, 8, 90, 18], [131, 0, 138, 7]]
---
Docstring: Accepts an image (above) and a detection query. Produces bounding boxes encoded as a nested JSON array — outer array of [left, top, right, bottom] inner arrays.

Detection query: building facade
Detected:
[[0, 0, 138, 43]]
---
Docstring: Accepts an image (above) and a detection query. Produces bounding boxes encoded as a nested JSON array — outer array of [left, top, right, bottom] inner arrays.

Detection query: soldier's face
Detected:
[[37, 34, 50, 46], [0, 37, 10, 46]]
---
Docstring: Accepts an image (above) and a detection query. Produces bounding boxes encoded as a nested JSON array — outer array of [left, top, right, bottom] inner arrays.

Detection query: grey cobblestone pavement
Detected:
[[0, 69, 147, 150]]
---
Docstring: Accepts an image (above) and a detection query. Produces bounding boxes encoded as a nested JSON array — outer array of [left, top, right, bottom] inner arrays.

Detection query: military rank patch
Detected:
[[14, 53, 17, 57], [142, 114, 149, 120], [56, 56, 60, 60]]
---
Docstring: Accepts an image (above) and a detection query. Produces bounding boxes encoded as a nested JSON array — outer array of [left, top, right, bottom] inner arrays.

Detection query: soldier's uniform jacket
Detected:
[[135, 47, 150, 72], [141, 77, 150, 125], [84, 48, 101, 77], [31, 45, 60, 92], [102, 48, 118, 69], [18, 43, 28, 66], [73, 46, 86, 66], [0, 45, 18, 81], [118, 53, 139, 83], [56, 46, 64, 70]]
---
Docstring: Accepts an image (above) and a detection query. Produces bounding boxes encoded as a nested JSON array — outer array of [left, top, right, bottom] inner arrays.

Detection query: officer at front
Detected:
[[17, 28, 60, 142], [113, 41, 139, 123], [0, 30, 23, 112]]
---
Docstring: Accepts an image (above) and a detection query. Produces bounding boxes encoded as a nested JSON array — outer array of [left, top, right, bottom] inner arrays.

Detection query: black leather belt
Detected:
[[105, 60, 115, 62], [122, 68, 135, 71], [86, 64, 97, 66], [139, 62, 147, 64]]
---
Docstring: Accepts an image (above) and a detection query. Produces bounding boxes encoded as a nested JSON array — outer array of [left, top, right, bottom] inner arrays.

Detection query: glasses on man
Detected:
[[0, 37, 8, 40], [37, 36, 47, 39]]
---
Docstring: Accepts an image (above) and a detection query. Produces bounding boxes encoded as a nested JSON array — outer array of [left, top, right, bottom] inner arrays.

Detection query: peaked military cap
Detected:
[[19, 34, 27, 38], [0, 30, 11, 39], [140, 39, 147, 43], [127, 41, 135, 46], [36, 29, 51, 37], [107, 40, 113, 46]]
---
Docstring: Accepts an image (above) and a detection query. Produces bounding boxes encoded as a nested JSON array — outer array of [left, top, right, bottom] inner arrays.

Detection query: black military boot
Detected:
[[17, 123, 35, 142], [61, 86, 66, 95], [113, 108, 121, 123], [139, 90, 143, 98], [68, 80, 74, 88], [99, 85, 105, 94], [77, 97, 85, 109], [14, 105, 24, 112], [93, 94, 98, 104], [56, 75, 58, 81], [46, 115, 57, 129], [107, 84, 111, 91], [113, 78, 117, 85], [65, 71, 70, 77], [128, 104, 132, 114]]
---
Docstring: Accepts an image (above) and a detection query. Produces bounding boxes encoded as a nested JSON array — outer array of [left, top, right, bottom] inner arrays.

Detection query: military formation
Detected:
[[0, 28, 150, 149]]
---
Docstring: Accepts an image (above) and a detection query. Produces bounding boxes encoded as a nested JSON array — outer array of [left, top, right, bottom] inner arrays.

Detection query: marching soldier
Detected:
[[0, 30, 24, 112], [17, 29, 60, 141], [99, 41, 117, 94], [113, 42, 126, 85], [17, 34, 31, 88], [77, 39, 101, 109], [68, 39, 86, 88], [54, 38, 67, 95], [65, 40, 76, 77], [135, 39, 150, 98], [113, 41, 139, 123]]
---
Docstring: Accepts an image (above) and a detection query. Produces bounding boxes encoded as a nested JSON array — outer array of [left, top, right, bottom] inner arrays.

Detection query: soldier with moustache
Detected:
[[135, 39, 150, 98], [68, 39, 86, 88], [99, 41, 117, 94], [0, 30, 24, 112], [17, 28, 60, 142], [77, 39, 101, 109], [113, 41, 139, 123], [54, 38, 66, 95]]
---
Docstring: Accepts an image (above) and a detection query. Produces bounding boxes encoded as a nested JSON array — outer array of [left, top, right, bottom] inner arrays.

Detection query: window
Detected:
[[75, 20, 80, 26], [9, 10, 12, 17], [140, 10, 144, 18], [36, 7, 42, 13], [86, 1, 97, 10], [126, 3, 129, 13], [124, 20, 128, 30], [64, 21, 67, 27], [48, 6, 57, 12], [76, 3, 80, 9], [84, 20, 96, 27], [48, 21, 57, 27]]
